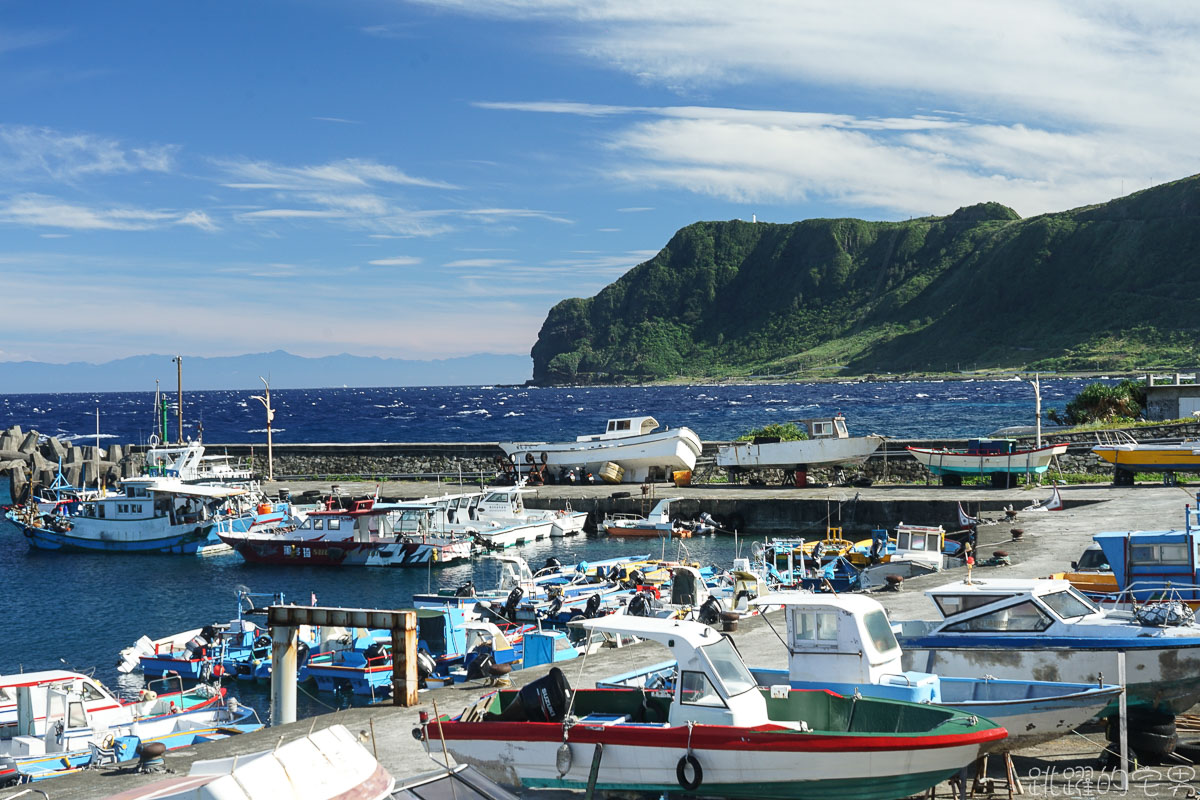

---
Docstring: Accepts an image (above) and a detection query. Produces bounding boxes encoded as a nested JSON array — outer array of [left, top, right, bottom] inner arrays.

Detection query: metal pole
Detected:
[[1118, 652, 1128, 790], [270, 625, 297, 726], [174, 355, 183, 443], [252, 377, 275, 482]]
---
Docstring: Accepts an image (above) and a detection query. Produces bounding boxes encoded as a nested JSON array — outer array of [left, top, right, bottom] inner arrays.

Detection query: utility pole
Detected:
[[251, 376, 275, 481], [172, 355, 183, 443], [1031, 372, 1043, 485]]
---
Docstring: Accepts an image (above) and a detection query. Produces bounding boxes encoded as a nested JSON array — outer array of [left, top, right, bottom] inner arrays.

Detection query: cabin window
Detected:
[[834, 418, 848, 436], [555, 636, 575, 653], [0, 688, 12, 702], [80, 683, 106, 702], [792, 610, 838, 645], [299, 519, 312, 530], [607, 421, 616, 431], [679, 671, 725, 707], [1130, 544, 1190, 566], [933, 594, 1006, 618], [943, 600, 1053, 633], [328, 519, 341, 530], [702, 637, 757, 696], [1039, 590, 1094, 620], [312, 519, 324, 530], [812, 422, 832, 437], [97, 504, 106, 519], [615, 420, 631, 431], [862, 609, 900, 655], [67, 701, 87, 728]]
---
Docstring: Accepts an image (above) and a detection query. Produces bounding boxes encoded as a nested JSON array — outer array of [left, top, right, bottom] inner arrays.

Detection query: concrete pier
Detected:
[[38, 482, 1200, 799]]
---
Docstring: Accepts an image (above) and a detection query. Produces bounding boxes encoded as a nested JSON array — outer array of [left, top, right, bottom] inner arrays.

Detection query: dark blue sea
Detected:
[[0, 378, 1102, 717]]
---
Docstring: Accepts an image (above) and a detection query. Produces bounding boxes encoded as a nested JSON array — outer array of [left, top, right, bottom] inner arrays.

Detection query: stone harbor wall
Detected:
[[6, 420, 1200, 501], [0, 425, 141, 503]]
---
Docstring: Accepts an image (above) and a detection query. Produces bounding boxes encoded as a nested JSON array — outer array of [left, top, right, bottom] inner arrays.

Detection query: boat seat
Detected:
[[577, 713, 629, 726]]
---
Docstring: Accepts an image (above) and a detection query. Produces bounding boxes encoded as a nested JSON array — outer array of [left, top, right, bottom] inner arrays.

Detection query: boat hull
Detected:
[[439, 724, 990, 800], [220, 535, 472, 567], [717, 436, 885, 469], [907, 443, 1068, 476], [501, 427, 701, 484], [900, 642, 1200, 716], [475, 520, 555, 549], [20, 521, 213, 554], [1093, 444, 1200, 472]]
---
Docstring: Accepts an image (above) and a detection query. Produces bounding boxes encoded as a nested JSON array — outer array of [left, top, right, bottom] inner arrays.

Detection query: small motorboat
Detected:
[[417, 615, 1006, 799]]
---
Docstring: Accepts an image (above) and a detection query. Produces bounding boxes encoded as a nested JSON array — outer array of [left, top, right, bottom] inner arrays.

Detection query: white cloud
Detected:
[[0, 194, 216, 231], [312, 116, 362, 124], [443, 258, 516, 268], [215, 157, 457, 190], [369, 256, 422, 266], [0, 124, 177, 181]]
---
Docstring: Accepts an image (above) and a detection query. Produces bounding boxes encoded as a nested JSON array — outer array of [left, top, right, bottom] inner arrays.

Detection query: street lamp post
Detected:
[[251, 376, 275, 481]]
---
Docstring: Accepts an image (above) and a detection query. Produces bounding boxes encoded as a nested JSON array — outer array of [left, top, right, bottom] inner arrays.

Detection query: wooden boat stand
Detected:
[[927, 754, 1023, 800]]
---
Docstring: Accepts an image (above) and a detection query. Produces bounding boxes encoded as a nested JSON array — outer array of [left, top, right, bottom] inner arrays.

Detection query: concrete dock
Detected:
[[38, 481, 1200, 799]]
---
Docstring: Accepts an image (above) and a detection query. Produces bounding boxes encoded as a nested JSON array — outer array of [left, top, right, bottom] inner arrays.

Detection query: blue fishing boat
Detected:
[[1089, 493, 1200, 606]]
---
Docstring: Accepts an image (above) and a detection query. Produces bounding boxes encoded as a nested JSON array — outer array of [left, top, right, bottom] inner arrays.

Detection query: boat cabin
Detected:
[[1093, 501, 1200, 603], [577, 616, 771, 728], [581, 416, 663, 442], [966, 439, 1018, 455], [798, 414, 851, 440], [893, 579, 1102, 640], [144, 442, 253, 483], [669, 566, 711, 608]]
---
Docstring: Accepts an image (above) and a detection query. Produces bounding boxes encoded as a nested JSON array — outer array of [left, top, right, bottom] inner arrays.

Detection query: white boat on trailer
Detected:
[[717, 414, 884, 479], [500, 416, 702, 484]]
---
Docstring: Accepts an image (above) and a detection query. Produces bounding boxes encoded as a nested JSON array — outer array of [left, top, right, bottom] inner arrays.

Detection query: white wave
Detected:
[[246, 428, 284, 433], [59, 433, 119, 441], [503, 411, 524, 417], [783, 404, 819, 411], [456, 409, 490, 416], [947, 396, 968, 401], [915, 393, 930, 398], [765, 408, 777, 412]]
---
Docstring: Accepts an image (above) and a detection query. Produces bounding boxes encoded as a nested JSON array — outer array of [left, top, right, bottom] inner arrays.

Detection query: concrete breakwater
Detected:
[[5, 421, 1200, 503]]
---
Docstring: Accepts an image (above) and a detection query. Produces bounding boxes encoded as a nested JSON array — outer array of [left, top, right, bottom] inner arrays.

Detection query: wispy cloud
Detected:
[[443, 257, 516, 268], [617, 206, 653, 212], [215, 157, 457, 190], [369, 256, 422, 266], [458, 207, 573, 224], [0, 124, 177, 182], [0, 28, 68, 55], [0, 194, 216, 232], [312, 116, 362, 125]]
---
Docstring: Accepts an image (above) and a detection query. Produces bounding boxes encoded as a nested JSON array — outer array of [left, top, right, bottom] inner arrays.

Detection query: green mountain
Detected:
[[531, 175, 1200, 384]]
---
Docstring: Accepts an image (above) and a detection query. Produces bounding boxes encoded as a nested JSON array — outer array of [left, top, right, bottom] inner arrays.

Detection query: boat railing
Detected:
[[1093, 429, 1139, 448], [1093, 580, 1200, 610]]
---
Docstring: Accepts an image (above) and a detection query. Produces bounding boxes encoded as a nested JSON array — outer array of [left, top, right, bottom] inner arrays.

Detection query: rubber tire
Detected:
[[676, 754, 703, 791], [941, 474, 963, 487]]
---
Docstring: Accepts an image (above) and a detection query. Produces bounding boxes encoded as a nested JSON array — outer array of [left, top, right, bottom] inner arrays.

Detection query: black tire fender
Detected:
[[676, 753, 702, 790]]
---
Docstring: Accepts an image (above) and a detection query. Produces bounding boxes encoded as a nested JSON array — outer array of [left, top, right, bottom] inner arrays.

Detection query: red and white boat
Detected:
[[418, 616, 1006, 799]]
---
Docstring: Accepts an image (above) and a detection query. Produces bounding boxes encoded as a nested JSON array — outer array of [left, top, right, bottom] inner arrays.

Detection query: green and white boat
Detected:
[[418, 616, 1006, 799]]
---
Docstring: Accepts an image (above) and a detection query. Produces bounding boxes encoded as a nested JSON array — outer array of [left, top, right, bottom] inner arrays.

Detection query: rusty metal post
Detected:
[[271, 624, 297, 726], [391, 610, 418, 706]]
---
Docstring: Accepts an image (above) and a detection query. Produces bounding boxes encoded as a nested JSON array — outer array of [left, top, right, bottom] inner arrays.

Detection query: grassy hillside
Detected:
[[531, 176, 1200, 384]]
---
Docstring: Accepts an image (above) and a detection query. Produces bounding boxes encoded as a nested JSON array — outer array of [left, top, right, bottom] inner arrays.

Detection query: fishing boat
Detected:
[[445, 486, 588, 539], [1092, 430, 1200, 485], [851, 524, 952, 590], [142, 440, 254, 484], [716, 415, 885, 483], [90, 724, 395, 800], [10, 477, 246, 554], [601, 497, 691, 537], [499, 416, 703, 484], [0, 672, 258, 782], [417, 615, 1006, 799], [894, 578, 1200, 716], [907, 439, 1068, 487], [218, 500, 473, 567]]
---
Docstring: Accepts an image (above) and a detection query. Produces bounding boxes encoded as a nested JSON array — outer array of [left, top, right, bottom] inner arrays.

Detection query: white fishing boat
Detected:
[[418, 615, 1006, 799], [143, 440, 254, 484], [894, 578, 1200, 716], [857, 523, 950, 590], [499, 416, 702, 484], [12, 478, 246, 554], [716, 415, 884, 475], [600, 497, 691, 537]]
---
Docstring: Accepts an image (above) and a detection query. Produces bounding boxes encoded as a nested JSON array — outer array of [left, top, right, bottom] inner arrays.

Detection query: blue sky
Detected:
[[2, 1, 1197, 365]]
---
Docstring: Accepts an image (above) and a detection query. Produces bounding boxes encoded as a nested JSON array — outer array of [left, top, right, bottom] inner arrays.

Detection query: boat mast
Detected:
[[173, 355, 183, 443], [1031, 373, 1042, 485], [94, 406, 101, 494], [251, 375, 275, 481]]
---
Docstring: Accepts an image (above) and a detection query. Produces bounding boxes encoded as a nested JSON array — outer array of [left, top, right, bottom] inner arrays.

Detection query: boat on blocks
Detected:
[[500, 416, 702, 484], [907, 438, 1068, 487], [418, 615, 1006, 799], [894, 578, 1200, 716]]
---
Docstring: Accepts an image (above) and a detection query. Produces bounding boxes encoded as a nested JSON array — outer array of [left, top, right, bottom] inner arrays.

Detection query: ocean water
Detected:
[[0, 378, 1102, 716], [0, 377, 1100, 446]]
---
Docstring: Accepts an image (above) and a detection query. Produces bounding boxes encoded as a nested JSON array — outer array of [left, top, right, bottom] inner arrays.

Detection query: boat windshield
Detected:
[[1039, 589, 1096, 620], [701, 637, 757, 697]]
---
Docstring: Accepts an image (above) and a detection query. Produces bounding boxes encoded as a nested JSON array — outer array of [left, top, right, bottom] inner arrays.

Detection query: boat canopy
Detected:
[[121, 480, 247, 499], [594, 416, 660, 440]]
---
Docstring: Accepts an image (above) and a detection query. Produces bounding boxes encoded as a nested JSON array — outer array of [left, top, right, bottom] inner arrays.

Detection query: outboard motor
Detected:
[[364, 641, 390, 666], [503, 587, 524, 621], [455, 581, 476, 598], [295, 641, 310, 666], [544, 557, 562, 571], [627, 591, 651, 617], [546, 596, 564, 618], [491, 667, 572, 723], [698, 597, 723, 626], [584, 593, 602, 619], [416, 651, 437, 687]]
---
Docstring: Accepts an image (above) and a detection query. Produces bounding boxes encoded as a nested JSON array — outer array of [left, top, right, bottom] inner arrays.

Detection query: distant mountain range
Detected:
[[0, 350, 532, 392], [531, 174, 1200, 384]]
